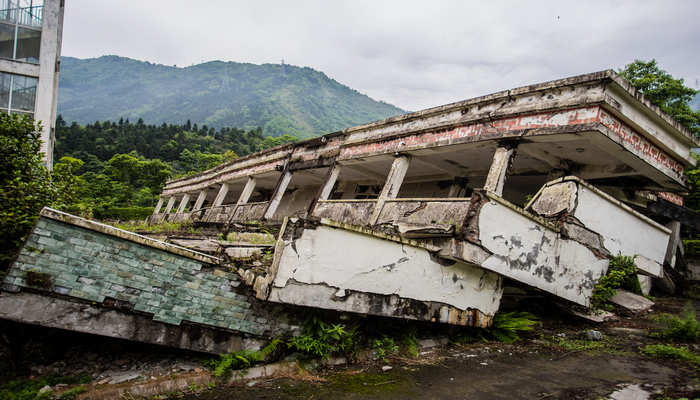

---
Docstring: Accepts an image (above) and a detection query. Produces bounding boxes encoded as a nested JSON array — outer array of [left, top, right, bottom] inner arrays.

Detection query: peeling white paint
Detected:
[[573, 184, 668, 277], [271, 224, 503, 316], [478, 201, 608, 306]]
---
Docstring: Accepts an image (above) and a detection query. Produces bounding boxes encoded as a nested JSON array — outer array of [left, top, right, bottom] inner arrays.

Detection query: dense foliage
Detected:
[[619, 59, 700, 136], [58, 56, 405, 138], [53, 117, 299, 219], [0, 114, 57, 270]]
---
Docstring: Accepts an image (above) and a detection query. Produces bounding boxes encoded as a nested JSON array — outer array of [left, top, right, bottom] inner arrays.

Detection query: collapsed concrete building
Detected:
[[2, 70, 698, 353]]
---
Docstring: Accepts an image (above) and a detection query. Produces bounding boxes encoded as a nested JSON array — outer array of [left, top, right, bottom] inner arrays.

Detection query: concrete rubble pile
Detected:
[[2, 70, 699, 353]]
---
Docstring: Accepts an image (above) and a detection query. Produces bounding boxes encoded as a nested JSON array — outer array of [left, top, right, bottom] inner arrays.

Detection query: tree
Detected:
[[0, 114, 55, 270], [619, 60, 700, 136]]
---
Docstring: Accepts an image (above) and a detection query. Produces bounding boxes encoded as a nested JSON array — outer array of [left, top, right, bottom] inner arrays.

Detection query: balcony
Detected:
[[0, 0, 42, 28]]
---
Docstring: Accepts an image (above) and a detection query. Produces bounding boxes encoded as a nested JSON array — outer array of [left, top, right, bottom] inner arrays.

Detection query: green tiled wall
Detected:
[[3, 217, 267, 336]]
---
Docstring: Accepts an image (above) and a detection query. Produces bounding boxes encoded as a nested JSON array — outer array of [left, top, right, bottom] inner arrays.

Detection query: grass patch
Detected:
[[113, 220, 199, 234], [58, 385, 86, 400], [640, 344, 700, 365], [552, 336, 620, 354], [650, 303, 700, 342], [0, 375, 91, 400]]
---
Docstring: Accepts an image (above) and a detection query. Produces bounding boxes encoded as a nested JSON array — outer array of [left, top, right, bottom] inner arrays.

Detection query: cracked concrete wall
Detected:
[[474, 198, 608, 306], [264, 220, 502, 326], [527, 177, 670, 277]]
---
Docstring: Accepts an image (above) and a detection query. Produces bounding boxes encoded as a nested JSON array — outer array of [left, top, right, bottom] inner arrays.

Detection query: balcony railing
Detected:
[[0, 0, 42, 27]]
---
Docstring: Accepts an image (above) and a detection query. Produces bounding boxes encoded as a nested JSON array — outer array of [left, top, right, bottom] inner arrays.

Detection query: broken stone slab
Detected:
[[417, 338, 449, 349], [107, 371, 142, 384], [225, 246, 267, 259], [637, 274, 652, 296], [558, 302, 616, 323], [169, 239, 220, 254], [610, 290, 654, 312]]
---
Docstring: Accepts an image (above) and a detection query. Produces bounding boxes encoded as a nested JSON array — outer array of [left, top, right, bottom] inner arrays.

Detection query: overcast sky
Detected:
[[62, 1, 700, 112]]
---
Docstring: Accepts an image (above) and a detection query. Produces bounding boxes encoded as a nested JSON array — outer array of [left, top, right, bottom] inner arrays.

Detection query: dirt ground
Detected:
[[1, 296, 699, 400], [181, 297, 700, 400]]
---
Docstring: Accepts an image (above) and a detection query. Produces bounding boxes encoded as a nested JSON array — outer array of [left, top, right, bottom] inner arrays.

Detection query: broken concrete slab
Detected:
[[637, 274, 652, 296], [263, 219, 503, 327], [610, 290, 654, 312]]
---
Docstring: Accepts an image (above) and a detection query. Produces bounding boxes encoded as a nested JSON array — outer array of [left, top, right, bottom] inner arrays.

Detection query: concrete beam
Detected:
[[176, 194, 191, 214], [370, 156, 410, 225], [191, 190, 208, 212], [163, 197, 176, 214], [484, 146, 516, 196], [264, 171, 293, 220]]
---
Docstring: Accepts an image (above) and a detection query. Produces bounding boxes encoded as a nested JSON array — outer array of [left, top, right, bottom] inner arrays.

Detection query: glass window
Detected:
[[0, 21, 14, 59], [0, 72, 10, 109], [15, 26, 38, 62], [11, 74, 35, 111]]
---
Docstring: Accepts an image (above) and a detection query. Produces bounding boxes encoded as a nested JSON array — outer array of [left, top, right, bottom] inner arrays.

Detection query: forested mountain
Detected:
[[57, 56, 405, 138]]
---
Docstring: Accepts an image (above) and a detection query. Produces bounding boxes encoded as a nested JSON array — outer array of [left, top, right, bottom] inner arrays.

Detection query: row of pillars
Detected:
[[153, 143, 517, 222]]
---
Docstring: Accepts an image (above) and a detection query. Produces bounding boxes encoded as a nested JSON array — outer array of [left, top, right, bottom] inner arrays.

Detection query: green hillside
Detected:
[[57, 56, 405, 138]]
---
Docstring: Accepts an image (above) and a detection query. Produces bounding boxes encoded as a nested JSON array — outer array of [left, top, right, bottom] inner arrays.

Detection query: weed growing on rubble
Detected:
[[287, 316, 358, 359], [206, 338, 283, 377], [591, 254, 641, 309], [650, 303, 700, 342], [453, 311, 538, 344], [641, 344, 700, 365], [371, 337, 399, 362]]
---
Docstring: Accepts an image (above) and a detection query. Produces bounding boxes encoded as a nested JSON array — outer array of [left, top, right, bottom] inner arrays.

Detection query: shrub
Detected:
[[651, 303, 700, 342], [591, 254, 641, 309], [371, 336, 399, 362], [287, 316, 358, 359]]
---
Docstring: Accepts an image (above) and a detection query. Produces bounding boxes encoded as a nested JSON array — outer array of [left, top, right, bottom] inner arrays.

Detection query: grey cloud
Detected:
[[63, 0, 700, 112]]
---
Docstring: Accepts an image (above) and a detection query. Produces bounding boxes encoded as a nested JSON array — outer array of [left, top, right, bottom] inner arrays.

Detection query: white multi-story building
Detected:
[[0, 0, 63, 168]]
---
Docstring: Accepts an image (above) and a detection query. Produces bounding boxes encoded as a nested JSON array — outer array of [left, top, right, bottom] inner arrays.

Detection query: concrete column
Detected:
[[318, 165, 341, 201], [192, 190, 208, 212], [263, 171, 293, 220], [176, 194, 191, 214], [370, 156, 410, 225], [664, 220, 682, 268], [212, 183, 230, 208], [36, 0, 64, 169], [484, 146, 516, 196], [163, 197, 176, 214], [153, 197, 165, 215], [448, 178, 468, 198], [237, 177, 257, 205]]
